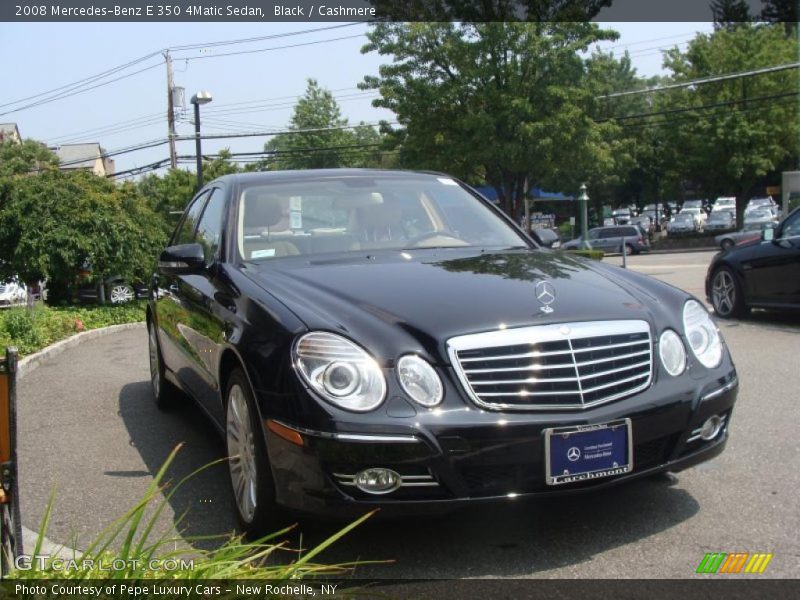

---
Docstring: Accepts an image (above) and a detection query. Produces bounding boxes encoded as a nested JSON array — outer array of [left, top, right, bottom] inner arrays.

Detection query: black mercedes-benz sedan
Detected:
[[147, 170, 738, 535], [706, 206, 800, 318]]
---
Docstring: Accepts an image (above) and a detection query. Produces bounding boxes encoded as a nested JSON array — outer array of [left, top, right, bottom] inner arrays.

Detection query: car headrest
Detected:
[[359, 202, 403, 230], [246, 194, 284, 228]]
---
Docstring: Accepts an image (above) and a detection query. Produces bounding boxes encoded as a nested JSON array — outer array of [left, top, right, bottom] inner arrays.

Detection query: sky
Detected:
[[0, 21, 714, 177]]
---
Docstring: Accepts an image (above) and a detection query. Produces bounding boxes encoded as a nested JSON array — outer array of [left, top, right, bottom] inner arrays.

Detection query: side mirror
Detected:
[[762, 227, 775, 242], [158, 243, 206, 275]]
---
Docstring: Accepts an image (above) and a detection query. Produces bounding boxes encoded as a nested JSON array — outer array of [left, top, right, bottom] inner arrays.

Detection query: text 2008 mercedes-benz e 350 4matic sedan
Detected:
[[147, 170, 738, 535]]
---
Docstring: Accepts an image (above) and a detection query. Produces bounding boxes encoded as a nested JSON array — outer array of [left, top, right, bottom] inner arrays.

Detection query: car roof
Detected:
[[209, 168, 452, 186]]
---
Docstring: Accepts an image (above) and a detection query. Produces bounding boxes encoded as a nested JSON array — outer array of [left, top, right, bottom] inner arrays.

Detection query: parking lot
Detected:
[[17, 249, 800, 578]]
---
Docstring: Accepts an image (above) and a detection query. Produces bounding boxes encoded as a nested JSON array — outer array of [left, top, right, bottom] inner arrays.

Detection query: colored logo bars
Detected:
[[696, 552, 773, 574]]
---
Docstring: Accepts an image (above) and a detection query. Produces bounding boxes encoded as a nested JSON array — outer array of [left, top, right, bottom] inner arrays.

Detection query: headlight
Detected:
[[682, 299, 723, 369], [397, 355, 443, 407], [293, 332, 386, 412], [659, 329, 686, 376]]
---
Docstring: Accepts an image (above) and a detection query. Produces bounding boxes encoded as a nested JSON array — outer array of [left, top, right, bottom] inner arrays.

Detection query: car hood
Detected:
[[243, 249, 685, 364]]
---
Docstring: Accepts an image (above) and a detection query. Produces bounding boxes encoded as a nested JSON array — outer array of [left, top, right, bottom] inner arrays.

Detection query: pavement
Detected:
[[16, 249, 800, 578]]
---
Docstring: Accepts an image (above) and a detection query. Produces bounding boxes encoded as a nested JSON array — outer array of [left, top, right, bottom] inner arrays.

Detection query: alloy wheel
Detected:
[[226, 385, 258, 523], [109, 284, 134, 304], [712, 270, 736, 316]]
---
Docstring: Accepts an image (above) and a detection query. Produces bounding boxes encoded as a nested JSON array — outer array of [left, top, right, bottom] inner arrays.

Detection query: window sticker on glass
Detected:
[[251, 248, 276, 259], [290, 211, 303, 229], [437, 177, 458, 186], [290, 196, 302, 211]]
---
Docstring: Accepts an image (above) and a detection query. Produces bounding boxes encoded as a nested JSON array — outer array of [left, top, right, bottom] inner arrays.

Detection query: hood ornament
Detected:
[[535, 280, 556, 314]]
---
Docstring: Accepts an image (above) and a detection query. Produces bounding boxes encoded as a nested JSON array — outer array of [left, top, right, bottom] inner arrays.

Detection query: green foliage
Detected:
[[360, 22, 619, 219], [658, 23, 799, 223], [0, 139, 59, 177], [263, 79, 387, 170], [564, 249, 604, 260], [0, 302, 145, 355], [10, 446, 376, 580], [137, 167, 197, 232], [0, 169, 166, 302]]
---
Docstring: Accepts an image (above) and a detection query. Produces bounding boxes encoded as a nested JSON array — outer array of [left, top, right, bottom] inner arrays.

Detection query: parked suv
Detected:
[[562, 225, 649, 255]]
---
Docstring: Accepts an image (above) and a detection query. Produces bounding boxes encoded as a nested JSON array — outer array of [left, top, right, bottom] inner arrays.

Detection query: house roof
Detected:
[[51, 143, 104, 169], [0, 123, 20, 138]]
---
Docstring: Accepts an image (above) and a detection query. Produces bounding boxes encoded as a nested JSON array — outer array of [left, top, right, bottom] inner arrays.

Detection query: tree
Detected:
[[711, 0, 752, 30], [262, 79, 385, 170], [659, 23, 799, 225], [0, 169, 166, 304], [360, 22, 619, 219], [0, 139, 59, 177]]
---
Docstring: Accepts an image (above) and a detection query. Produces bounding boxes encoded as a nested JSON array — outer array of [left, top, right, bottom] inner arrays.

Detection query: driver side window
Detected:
[[782, 212, 800, 238]]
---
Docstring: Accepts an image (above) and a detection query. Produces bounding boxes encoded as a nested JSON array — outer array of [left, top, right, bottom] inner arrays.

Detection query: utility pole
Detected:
[[164, 51, 177, 169]]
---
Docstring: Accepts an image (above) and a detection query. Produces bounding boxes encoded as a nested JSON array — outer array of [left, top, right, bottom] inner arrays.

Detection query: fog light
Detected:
[[354, 468, 401, 494], [700, 415, 723, 441]]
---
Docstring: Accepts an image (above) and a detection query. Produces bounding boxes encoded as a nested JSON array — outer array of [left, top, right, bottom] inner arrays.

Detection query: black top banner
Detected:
[[2, 0, 793, 22]]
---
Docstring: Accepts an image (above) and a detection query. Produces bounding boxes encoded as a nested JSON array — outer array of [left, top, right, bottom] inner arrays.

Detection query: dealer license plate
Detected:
[[544, 419, 633, 486]]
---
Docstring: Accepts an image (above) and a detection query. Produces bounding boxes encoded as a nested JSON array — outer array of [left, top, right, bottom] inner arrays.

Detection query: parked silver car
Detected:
[[0, 280, 27, 307], [705, 210, 736, 232]]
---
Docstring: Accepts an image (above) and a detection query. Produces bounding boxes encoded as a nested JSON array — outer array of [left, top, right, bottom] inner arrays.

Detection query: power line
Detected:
[[0, 50, 163, 110], [598, 91, 799, 123], [0, 23, 366, 117], [169, 22, 363, 52], [600, 62, 800, 99], [175, 33, 366, 62], [0, 61, 163, 117]]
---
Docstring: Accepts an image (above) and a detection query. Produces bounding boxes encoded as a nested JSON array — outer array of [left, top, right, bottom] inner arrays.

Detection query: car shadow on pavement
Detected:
[[117, 380, 238, 550]]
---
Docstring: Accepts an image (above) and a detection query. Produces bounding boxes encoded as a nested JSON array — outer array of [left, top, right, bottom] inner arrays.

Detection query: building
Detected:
[[0, 123, 21, 144], [51, 143, 115, 177]]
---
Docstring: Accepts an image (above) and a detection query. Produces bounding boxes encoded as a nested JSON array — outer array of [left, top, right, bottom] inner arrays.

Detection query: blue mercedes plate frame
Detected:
[[544, 419, 634, 485]]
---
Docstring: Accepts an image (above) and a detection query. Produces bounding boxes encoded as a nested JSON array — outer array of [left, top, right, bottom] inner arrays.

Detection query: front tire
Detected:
[[147, 319, 180, 409], [225, 369, 282, 538], [710, 266, 748, 319]]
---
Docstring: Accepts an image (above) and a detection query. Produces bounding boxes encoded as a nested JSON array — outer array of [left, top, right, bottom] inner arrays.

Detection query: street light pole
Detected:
[[190, 91, 212, 191], [579, 183, 589, 247]]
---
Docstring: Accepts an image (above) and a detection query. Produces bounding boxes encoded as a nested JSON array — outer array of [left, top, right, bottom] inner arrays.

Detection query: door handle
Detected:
[[169, 284, 179, 294]]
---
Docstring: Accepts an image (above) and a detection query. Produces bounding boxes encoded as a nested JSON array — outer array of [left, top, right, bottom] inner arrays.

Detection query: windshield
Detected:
[[236, 175, 527, 260], [709, 212, 731, 221], [675, 214, 693, 222], [746, 210, 772, 219], [683, 200, 703, 209]]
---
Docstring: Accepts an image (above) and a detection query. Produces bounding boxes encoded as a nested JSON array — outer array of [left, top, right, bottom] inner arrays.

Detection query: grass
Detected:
[[0, 301, 146, 356], [8, 445, 378, 580]]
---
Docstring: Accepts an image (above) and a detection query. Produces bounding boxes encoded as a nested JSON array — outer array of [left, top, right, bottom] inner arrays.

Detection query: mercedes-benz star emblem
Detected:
[[567, 447, 581, 462], [535, 280, 556, 313]]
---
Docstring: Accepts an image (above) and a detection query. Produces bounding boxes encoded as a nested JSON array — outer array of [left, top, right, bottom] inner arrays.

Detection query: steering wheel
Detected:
[[404, 230, 466, 248]]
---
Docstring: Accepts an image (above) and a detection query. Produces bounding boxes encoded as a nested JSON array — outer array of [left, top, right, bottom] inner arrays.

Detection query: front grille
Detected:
[[448, 320, 653, 410]]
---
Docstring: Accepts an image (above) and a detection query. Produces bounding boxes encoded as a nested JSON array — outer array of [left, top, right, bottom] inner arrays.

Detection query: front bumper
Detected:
[[264, 371, 738, 518]]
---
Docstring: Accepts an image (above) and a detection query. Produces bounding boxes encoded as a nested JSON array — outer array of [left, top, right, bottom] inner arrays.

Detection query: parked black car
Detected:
[[76, 274, 148, 304], [706, 206, 800, 318], [148, 170, 738, 535]]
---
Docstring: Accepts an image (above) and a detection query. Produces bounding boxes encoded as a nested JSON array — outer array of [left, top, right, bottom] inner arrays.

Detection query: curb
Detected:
[[22, 526, 80, 560], [647, 246, 719, 255], [17, 321, 145, 380]]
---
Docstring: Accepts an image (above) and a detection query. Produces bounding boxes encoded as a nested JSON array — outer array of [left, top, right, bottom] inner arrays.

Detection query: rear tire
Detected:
[[623, 243, 634, 256], [710, 266, 748, 319], [225, 369, 285, 538]]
